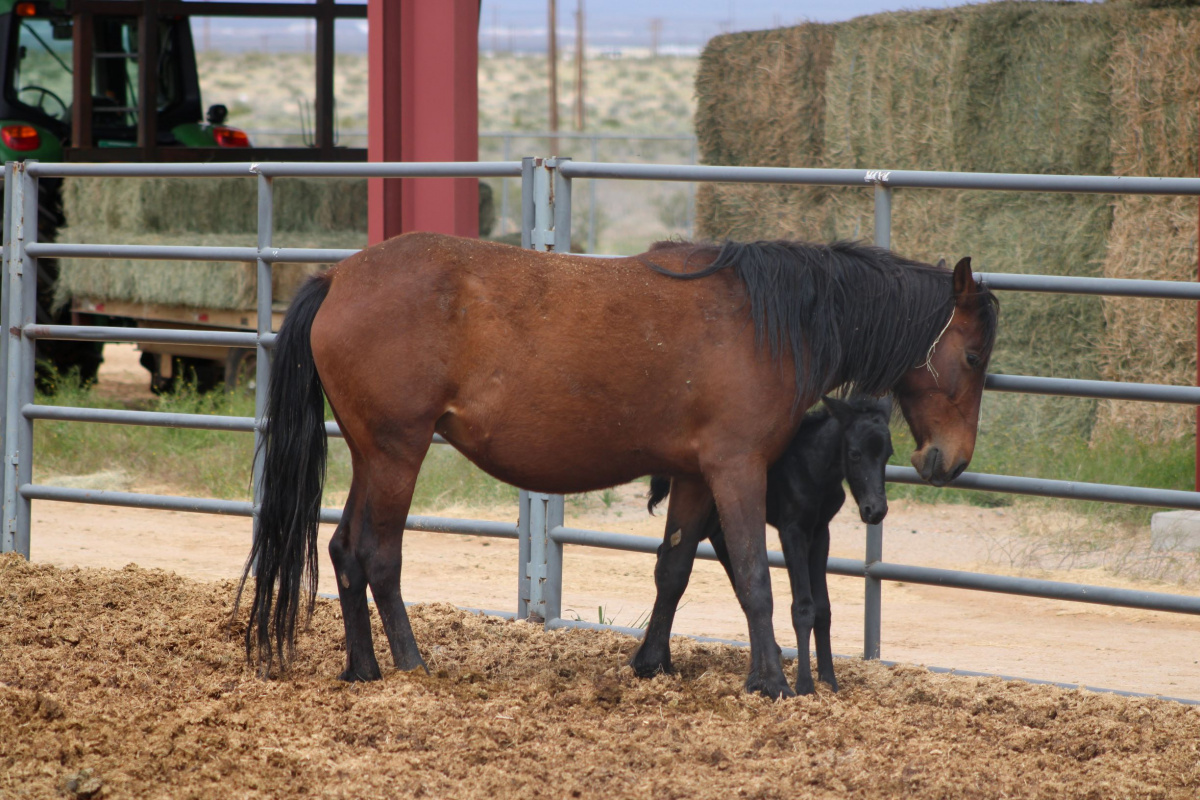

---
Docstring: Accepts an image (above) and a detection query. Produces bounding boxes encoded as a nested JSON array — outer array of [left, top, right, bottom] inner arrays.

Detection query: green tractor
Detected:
[[1, 0, 259, 386]]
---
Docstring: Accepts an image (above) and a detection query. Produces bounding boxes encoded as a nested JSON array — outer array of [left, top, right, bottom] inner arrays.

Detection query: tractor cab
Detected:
[[0, 1, 250, 161]]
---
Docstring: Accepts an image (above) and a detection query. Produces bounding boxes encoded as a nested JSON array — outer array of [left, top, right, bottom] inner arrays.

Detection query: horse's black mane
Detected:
[[642, 239, 999, 401]]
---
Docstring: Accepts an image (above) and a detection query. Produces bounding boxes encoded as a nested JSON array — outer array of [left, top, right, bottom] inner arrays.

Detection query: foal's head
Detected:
[[893, 257, 998, 487], [825, 396, 893, 526]]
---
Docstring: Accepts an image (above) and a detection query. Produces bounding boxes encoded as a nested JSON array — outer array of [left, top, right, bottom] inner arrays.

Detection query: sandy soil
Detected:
[[24, 346, 1200, 704], [3, 555, 1199, 800]]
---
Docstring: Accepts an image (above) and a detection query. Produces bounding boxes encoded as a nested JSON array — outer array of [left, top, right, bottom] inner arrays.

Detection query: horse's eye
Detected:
[[966, 352, 981, 368], [848, 450, 862, 462]]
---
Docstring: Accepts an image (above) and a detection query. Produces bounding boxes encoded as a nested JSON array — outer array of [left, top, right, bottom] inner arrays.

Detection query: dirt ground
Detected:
[[25, 345, 1200, 703], [3, 553, 1200, 800]]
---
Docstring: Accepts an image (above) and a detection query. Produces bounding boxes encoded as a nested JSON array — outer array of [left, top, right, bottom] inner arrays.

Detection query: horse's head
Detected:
[[825, 395, 893, 525], [894, 257, 998, 487]]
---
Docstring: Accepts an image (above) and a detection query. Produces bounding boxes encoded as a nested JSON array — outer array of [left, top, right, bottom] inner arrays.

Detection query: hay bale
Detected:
[[55, 176, 368, 311], [694, 24, 836, 241], [1094, 10, 1200, 442], [61, 177, 368, 236], [694, 1, 1198, 444], [53, 229, 366, 311]]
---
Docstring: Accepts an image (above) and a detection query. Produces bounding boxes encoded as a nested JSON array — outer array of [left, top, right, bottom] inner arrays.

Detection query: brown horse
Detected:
[[238, 234, 998, 699]]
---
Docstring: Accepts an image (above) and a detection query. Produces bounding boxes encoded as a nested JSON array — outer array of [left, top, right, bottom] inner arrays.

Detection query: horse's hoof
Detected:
[[746, 672, 796, 700], [820, 675, 839, 693], [396, 655, 429, 674], [338, 665, 381, 682], [629, 650, 673, 679], [795, 676, 816, 696]]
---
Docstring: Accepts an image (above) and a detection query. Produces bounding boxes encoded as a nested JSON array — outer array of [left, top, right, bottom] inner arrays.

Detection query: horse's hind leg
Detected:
[[630, 476, 714, 678], [329, 439, 431, 679], [358, 447, 430, 673], [328, 481, 381, 681]]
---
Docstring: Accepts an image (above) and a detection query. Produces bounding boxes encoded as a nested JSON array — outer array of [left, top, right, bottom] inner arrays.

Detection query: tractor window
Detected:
[[91, 18, 186, 132], [12, 18, 73, 122]]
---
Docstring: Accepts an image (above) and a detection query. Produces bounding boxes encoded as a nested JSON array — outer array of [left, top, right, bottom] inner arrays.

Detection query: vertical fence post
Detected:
[[588, 137, 598, 254], [550, 156, 572, 250], [4, 162, 37, 559], [499, 135, 511, 236], [0, 162, 14, 555], [520, 157, 535, 250], [251, 171, 274, 555], [517, 156, 568, 625], [517, 491, 564, 622], [864, 181, 893, 660]]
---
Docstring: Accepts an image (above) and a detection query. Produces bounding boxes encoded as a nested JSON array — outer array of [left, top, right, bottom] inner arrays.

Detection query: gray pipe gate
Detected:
[[4, 157, 1200, 697]]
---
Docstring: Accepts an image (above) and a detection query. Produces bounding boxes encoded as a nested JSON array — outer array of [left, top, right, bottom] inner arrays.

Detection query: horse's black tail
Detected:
[[647, 475, 671, 515], [234, 272, 333, 673]]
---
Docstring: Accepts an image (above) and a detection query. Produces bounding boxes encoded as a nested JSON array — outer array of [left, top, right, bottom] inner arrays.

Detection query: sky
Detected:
[[187, 0, 1036, 54], [479, 0, 991, 53]]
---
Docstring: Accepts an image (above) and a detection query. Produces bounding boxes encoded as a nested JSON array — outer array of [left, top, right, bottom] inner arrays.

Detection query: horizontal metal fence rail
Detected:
[[4, 156, 1199, 701], [26, 161, 525, 179], [557, 160, 1200, 196]]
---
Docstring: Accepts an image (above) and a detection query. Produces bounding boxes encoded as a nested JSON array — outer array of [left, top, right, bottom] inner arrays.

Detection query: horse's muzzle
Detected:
[[912, 446, 968, 487], [859, 502, 888, 526]]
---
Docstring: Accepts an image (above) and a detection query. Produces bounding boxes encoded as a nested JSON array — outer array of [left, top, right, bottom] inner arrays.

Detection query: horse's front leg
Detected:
[[710, 463, 793, 699], [630, 476, 714, 678], [810, 525, 838, 692]]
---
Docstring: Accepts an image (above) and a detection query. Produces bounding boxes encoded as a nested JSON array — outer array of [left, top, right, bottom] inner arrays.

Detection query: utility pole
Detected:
[[574, 0, 585, 131], [649, 17, 662, 58], [548, 0, 559, 155]]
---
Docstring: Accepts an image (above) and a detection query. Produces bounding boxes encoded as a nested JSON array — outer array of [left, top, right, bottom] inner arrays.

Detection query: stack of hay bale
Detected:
[[53, 177, 368, 312], [694, 0, 1200, 445]]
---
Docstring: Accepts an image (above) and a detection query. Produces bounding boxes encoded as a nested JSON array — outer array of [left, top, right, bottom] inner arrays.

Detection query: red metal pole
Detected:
[[367, 0, 403, 244], [369, 0, 479, 245]]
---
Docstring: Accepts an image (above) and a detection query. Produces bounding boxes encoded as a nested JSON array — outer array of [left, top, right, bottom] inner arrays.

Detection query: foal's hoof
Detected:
[[745, 671, 796, 700], [795, 675, 817, 696], [338, 665, 382, 683]]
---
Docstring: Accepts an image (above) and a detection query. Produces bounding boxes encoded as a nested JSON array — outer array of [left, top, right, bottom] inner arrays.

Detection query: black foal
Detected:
[[638, 395, 894, 695]]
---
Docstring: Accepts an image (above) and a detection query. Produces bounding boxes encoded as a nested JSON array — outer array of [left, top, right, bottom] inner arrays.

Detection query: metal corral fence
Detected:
[[4, 157, 1200, 693]]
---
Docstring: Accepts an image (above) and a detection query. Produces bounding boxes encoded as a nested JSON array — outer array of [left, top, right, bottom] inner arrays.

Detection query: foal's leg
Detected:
[[777, 521, 817, 695], [709, 464, 792, 699], [630, 476, 714, 678], [810, 525, 838, 692], [328, 480, 381, 681]]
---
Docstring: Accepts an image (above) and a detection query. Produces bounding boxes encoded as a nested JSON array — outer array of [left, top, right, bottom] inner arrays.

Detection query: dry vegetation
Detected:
[[194, 51, 700, 254], [4, 554, 1200, 800]]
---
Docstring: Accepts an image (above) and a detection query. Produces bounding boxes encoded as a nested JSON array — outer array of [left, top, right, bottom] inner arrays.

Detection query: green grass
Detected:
[[32, 371, 517, 514], [34, 376, 258, 501], [886, 413, 1195, 525]]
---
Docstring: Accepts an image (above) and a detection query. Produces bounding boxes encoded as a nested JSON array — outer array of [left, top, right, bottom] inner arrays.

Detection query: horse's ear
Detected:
[[936, 258, 947, 270], [823, 395, 852, 424], [952, 257, 975, 305], [875, 395, 893, 418]]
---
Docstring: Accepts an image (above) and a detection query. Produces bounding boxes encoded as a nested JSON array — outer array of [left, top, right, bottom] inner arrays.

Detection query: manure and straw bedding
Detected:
[[2, 554, 1199, 799]]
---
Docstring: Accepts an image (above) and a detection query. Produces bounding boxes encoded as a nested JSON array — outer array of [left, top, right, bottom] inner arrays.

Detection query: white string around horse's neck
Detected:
[[920, 309, 956, 385]]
